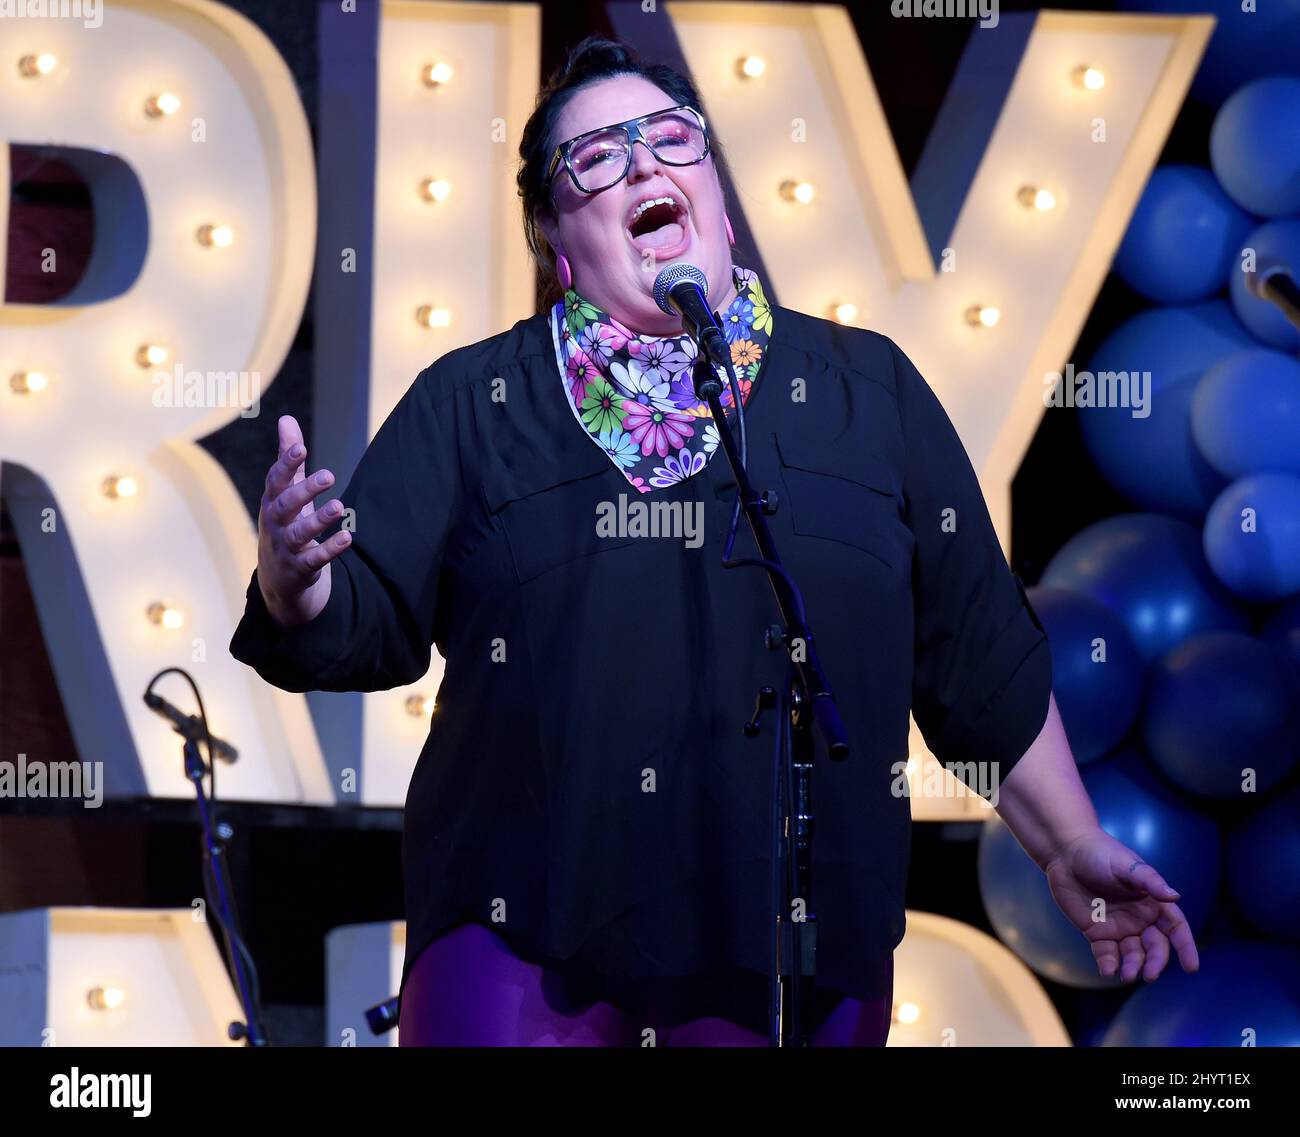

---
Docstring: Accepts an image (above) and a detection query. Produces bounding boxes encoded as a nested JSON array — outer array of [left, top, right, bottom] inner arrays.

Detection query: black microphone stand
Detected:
[[182, 734, 268, 1046], [144, 670, 268, 1046], [690, 347, 852, 1047]]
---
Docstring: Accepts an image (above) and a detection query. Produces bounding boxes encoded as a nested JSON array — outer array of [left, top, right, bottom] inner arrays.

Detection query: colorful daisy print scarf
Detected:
[[550, 264, 773, 493]]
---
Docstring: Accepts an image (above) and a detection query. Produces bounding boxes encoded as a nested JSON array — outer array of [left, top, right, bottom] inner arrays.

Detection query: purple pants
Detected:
[[398, 922, 893, 1046]]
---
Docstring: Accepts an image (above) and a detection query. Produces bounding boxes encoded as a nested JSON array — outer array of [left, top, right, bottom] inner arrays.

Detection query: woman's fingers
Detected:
[[1091, 939, 1120, 978], [1123, 859, 1180, 902], [1091, 906, 1198, 982], [267, 468, 336, 529], [264, 443, 305, 503], [283, 498, 345, 552], [1119, 935, 1146, 983], [254, 416, 349, 620], [278, 414, 304, 456], [266, 416, 307, 502], [277, 415, 305, 472], [1157, 904, 1201, 974], [296, 529, 351, 572], [1140, 925, 1171, 981]]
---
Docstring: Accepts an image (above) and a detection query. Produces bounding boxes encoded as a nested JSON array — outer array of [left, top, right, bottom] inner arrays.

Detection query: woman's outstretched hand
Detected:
[[257, 415, 351, 627], [1043, 827, 1201, 983]]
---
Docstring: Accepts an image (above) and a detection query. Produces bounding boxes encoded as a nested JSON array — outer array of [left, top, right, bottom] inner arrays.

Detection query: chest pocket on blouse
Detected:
[[482, 447, 637, 584], [775, 430, 914, 574]]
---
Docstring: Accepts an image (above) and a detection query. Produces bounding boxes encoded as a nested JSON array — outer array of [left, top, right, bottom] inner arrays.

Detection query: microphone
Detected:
[[652, 263, 730, 368], [1247, 261, 1300, 332], [143, 691, 240, 763]]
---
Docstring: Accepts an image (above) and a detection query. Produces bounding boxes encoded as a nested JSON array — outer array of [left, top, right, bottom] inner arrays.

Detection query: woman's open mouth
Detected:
[[626, 194, 689, 255]]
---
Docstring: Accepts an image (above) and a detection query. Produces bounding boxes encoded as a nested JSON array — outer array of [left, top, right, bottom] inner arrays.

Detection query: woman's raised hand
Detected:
[[257, 415, 352, 627]]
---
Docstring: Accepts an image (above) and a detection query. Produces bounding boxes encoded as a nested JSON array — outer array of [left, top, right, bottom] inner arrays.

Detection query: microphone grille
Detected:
[[652, 262, 708, 316]]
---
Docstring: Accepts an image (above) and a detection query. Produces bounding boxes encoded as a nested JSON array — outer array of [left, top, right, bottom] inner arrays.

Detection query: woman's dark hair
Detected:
[[517, 35, 726, 303]]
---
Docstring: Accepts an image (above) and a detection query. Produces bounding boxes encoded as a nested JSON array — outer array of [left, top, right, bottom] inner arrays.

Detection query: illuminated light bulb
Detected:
[[144, 92, 181, 118], [196, 223, 233, 248], [415, 305, 451, 329], [10, 371, 49, 394], [405, 694, 436, 717], [147, 601, 184, 630], [736, 55, 766, 79], [419, 178, 451, 203], [830, 302, 858, 325], [894, 1001, 920, 1024], [1017, 185, 1056, 211], [87, 986, 126, 1011], [779, 179, 816, 205], [135, 343, 169, 369], [421, 61, 453, 87], [965, 305, 1001, 328], [102, 475, 139, 500], [18, 53, 57, 78], [1073, 65, 1105, 91]]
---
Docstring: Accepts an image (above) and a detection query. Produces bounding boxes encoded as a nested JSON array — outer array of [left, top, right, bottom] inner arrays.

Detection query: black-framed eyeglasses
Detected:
[[545, 104, 711, 196]]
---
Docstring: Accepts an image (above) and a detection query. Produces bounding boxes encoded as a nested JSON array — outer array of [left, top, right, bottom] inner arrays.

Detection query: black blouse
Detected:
[[229, 305, 1052, 1005]]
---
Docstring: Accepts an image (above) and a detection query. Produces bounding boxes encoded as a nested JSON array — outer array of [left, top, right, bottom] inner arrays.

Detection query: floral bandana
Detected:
[[550, 264, 773, 493]]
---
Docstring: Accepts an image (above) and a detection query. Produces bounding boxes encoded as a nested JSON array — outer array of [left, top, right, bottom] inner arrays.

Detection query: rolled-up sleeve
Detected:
[[229, 362, 459, 694], [889, 336, 1052, 796]]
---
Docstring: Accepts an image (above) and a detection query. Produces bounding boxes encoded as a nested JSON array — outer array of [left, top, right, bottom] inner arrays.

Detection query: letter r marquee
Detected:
[[0, 0, 326, 803]]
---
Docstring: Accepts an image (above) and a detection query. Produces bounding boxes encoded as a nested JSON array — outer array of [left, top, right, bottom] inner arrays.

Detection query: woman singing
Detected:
[[231, 36, 1199, 1047]]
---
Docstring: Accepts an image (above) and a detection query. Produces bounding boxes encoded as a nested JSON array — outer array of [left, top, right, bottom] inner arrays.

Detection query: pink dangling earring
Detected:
[[724, 213, 736, 246], [556, 254, 573, 291]]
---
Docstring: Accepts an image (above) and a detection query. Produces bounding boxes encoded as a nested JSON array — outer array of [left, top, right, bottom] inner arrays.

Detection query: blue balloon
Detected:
[[1119, 1, 1300, 106], [1211, 76, 1300, 217], [1102, 942, 1300, 1047], [1203, 472, 1300, 601], [1209, 941, 1300, 1005], [1080, 302, 1254, 519], [979, 746, 1221, 989], [1227, 784, 1300, 942], [1260, 595, 1300, 667], [1230, 219, 1300, 351], [1142, 632, 1299, 798], [1192, 348, 1300, 478], [1260, 598, 1300, 703], [1115, 166, 1254, 302], [1043, 513, 1248, 663], [1261, 594, 1300, 643], [1026, 586, 1144, 764]]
